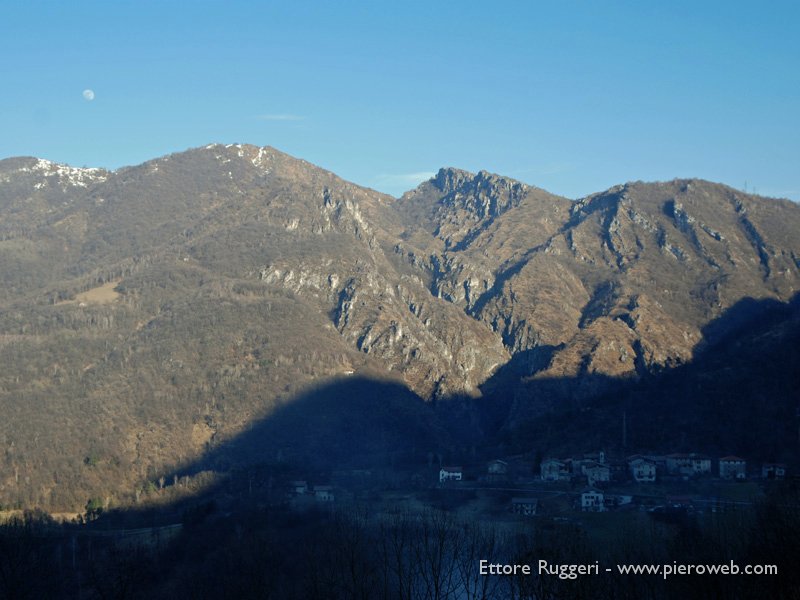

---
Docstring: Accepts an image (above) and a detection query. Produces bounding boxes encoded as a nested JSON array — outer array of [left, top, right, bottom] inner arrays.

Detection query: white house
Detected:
[[439, 466, 463, 483], [605, 494, 633, 508], [487, 459, 509, 475], [313, 485, 335, 502], [583, 461, 611, 486], [541, 459, 571, 481], [719, 456, 746, 480], [290, 480, 308, 495], [581, 489, 605, 512], [762, 463, 786, 480], [510, 498, 538, 517], [629, 457, 657, 483], [690, 455, 712, 475], [665, 454, 712, 476]]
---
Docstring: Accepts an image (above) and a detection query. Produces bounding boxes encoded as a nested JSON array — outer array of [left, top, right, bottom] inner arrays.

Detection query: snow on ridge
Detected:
[[0, 158, 108, 189], [207, 143, 274, 173], [252, 146, 273, 170]]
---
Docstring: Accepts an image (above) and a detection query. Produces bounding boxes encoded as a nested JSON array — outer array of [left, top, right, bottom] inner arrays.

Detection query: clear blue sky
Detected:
[[2, 1, 798, 199]]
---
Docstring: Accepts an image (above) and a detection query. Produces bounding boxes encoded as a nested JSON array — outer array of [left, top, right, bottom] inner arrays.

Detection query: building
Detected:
[[313, 485, 335, 502], [762, 463, 786, 480], [439, 466, 463, 483], [605, 494, 633, 509], [541, 458, 571, 481], [290, 480, 308, 495], [583, 461, 611, 487], [487, 459, 508, 475], [629, 457, 657, 483], [719, 456, 747, 480], [581, 489, 605, 512], [510, 498, 538, 517], [487, 459, 509, 482], [690, 455, 713, 475], [665, 454, 712, 477]]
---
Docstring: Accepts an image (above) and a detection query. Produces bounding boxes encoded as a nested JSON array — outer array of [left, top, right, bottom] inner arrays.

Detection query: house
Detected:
[[313, 485, 335, 502], [510, 498, 538, 517], [629, 457, 657, 483], [581, 489, 605, 512], [762, 463, 786, 481], [690, 455, 712, 475], [439, 466, 463, 483], [665, 454, 691, 475], [486, 459, 509, 482], [541, 458, 571, 481], [583, 461, 611, 486], [605, 494, 633, 509], [569, 453, 605, 477], [719, 456, 747, 480], [665, 454, 712, 477], [290, 480, 308, 495], [487, 459, 509, 475]]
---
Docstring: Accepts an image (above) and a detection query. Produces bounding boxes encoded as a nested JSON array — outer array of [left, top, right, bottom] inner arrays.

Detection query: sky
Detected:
[[1, 1, 798, 200]]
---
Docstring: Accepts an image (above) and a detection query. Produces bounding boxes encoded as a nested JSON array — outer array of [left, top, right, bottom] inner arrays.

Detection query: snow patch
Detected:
[[252, 146, 273, 171], [0, 159, 107, 189]]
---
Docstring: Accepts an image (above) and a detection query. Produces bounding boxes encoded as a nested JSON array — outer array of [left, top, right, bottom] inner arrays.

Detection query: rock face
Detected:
[[0, 144, 798, 509], [395, 172, 800, 379]]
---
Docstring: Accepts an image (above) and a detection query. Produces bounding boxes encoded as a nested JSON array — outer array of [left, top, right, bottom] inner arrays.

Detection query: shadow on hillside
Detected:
[[85, 291, 800, 529], [6, 293, 800, 599], [493, 291, 800, 462], [185, 376, 451, 475], [695, 292, 800, 352]]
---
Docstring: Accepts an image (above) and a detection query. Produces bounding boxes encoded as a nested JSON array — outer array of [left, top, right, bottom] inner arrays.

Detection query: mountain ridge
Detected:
[[0, 143, 798, 510]]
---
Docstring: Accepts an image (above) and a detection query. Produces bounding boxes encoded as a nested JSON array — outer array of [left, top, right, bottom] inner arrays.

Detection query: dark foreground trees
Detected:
[[1, 488, 799, 599]]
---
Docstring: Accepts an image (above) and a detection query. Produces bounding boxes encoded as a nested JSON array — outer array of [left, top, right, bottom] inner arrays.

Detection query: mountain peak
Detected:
[[431, 167, 529, 197], [432, 167, 474, 193]]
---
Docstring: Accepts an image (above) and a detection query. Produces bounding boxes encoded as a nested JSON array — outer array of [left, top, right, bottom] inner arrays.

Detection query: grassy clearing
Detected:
[[58, 280, 121, 306]]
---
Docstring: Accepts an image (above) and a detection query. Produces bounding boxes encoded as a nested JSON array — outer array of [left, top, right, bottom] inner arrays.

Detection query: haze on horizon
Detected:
[[1, 1, 798, 201]]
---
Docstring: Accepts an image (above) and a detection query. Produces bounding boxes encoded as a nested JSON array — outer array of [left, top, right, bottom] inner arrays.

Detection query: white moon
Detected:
[[82, 89, 95, 101]]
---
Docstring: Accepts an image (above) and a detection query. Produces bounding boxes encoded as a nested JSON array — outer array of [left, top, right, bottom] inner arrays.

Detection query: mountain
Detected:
[[397, 168, 799, 377], [0, 144, 798, 510], [500, 293, 800, 462]]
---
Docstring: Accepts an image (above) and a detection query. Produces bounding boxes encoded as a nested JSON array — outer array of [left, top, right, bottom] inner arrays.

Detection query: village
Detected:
[[280, 451, 791, 523]]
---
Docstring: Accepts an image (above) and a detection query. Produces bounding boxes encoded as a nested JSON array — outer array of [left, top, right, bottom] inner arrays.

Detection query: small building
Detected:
[[581, 489, 605, 512], [629, 457, 657, 483], [719, 456, 747, 480], [486, 459, 509, 482], [541, 458, 571, 482], [487, 459, 509, 475], [313, 485, 335, 502], [291, 480, 308, 495], [439, 466, 463, 483], [583, 461, 611, 487], [665, 454, 712, 477], [690, 455, 712, 475], [605, 494, 633, 509], [762, 463, 786, 481], [510, 497, 538, 517]]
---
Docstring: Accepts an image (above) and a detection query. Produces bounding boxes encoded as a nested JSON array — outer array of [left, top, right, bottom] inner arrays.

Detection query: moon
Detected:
[[82, 89, 95, 101]]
